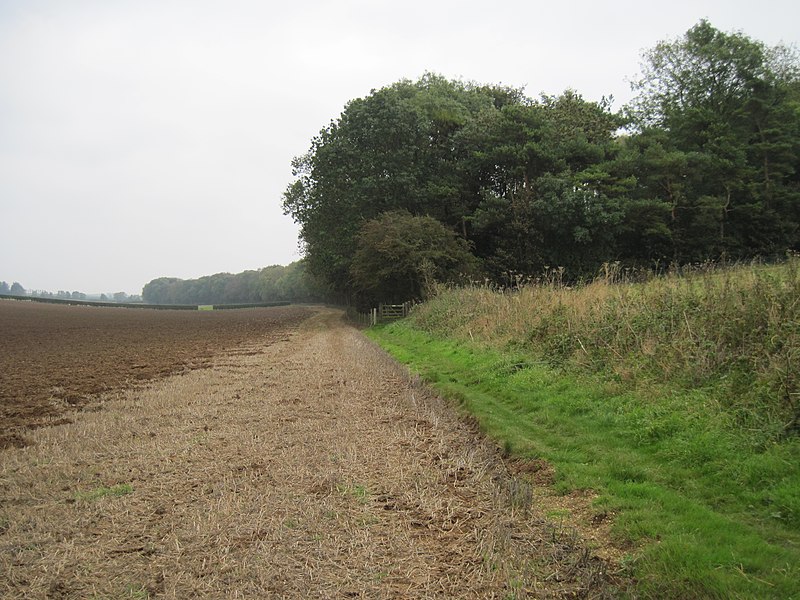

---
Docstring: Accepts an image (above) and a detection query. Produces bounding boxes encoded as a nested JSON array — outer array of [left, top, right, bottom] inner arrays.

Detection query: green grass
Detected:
[[337, 482, 370, 504], [368, 290, 800, 598], [411, 258, 800, 438], [75, 483, 134, 502]]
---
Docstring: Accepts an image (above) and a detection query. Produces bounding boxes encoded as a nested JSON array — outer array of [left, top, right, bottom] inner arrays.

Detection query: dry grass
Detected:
[[0, 309, 622, 598], [416, 259, 800, 435]]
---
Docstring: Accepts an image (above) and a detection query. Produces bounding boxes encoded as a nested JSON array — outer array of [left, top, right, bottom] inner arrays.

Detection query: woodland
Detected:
[[284, 21, 800, 305], [144, 21, 799, 307]]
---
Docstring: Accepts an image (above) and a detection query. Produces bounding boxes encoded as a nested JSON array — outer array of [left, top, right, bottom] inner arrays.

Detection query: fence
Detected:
[[351, 302, 414, 326]]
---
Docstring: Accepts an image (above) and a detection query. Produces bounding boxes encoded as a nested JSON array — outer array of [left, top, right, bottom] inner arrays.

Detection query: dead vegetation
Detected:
[[0, 308, 628, 598]]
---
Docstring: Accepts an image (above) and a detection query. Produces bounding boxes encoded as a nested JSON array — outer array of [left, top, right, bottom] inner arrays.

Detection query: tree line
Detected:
[[282, 21, 800, 307], [141, 261, 328, 305], [0, 281, 142, 303]]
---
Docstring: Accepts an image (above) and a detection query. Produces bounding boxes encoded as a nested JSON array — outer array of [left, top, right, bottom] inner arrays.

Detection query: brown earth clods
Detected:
[[0, 301, 628, 598]]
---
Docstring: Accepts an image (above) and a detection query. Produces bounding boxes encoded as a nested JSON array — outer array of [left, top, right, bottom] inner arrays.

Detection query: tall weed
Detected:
[[413, 256, 800, 440]]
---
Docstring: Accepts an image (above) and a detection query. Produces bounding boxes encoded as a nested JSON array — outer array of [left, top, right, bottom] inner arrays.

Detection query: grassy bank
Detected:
[[367, 259, 800, 598]]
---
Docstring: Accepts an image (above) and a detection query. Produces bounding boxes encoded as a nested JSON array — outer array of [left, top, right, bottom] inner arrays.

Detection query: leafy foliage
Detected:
[[283, 23, 799, 302], [142, 260, 328, 305], [283, 75, 507, 298], [350, 210, 477, 305], [626, 20, 800, 262]]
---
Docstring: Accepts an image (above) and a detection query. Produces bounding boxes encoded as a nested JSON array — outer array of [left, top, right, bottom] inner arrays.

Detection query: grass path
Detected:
[[1, 309, 623, 598]]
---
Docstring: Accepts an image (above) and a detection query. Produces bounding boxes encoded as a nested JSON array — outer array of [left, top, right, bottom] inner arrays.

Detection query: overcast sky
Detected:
[[1, 1, 798, 294]]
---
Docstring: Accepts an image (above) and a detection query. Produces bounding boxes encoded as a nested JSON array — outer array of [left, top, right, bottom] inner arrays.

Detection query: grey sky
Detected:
[[1, 1, 798, 295]]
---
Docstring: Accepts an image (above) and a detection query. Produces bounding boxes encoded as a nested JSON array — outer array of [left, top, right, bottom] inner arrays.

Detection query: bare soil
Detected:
[[0, 304, 627, 598], [0, 299, 312, 449]]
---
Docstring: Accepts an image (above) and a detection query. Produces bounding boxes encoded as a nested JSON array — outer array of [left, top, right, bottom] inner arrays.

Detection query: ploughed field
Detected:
[[0, 299, 312, 449]]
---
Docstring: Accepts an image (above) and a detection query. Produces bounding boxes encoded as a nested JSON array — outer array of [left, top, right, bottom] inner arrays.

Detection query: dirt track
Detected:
[[1, 307, 623, 598]]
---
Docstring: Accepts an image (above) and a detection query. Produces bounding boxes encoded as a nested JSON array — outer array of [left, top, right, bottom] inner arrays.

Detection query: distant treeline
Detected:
[[0, 281, 142, 303], [0, 294, 195, 309], [283, 21, 800, 306], [142, 260, 328, 305]]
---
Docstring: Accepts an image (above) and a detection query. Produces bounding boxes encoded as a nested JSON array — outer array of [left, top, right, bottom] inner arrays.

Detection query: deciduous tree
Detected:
[[627, 20, 800, 259], [350, 211, 477, 305]]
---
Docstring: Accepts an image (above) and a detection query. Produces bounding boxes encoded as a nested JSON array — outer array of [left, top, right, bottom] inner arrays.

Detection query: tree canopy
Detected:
[[626, 20, 800, 261], [350, 210, 477, 305], [280, 21, 799, 303], [141, 261, 327, 305]]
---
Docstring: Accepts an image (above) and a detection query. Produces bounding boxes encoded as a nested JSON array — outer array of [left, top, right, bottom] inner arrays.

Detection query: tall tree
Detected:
[[627, 20, 800, 259], [282, 24, 798, 299], [283, 75, 522, 298], [465, 91, 625, 278]]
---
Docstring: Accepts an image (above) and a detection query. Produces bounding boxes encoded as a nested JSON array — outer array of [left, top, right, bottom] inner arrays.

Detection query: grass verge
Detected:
[[367, 264, 800, 598]]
